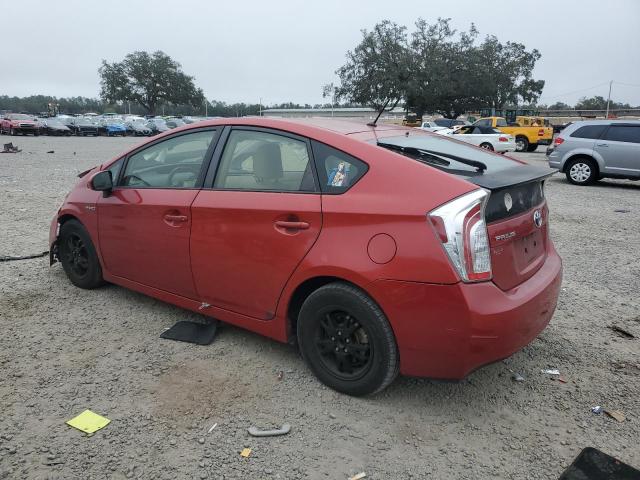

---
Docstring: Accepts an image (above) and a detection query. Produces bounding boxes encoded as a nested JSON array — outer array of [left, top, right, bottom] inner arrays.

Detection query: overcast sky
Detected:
[[2, 0, 639, 106]]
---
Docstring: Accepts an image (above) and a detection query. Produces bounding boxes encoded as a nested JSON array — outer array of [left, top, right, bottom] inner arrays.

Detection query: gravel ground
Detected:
[[1, 135, 638, 480]]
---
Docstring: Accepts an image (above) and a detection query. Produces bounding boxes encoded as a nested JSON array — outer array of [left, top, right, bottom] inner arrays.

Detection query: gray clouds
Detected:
[[1, 0, 639, 105]]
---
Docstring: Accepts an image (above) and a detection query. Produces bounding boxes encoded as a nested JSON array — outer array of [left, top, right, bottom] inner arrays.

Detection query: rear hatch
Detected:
[[374, 133, 554, 291], [470, 167, 552, 291]]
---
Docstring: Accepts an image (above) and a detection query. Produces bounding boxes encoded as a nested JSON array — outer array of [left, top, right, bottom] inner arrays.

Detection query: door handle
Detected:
[[164, 214, 188, 223], [274, 220, 310, 230], [596, 143, 608, 147]]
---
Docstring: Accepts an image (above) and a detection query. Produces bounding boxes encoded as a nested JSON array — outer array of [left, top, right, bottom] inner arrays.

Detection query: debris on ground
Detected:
[[609, 325, 635, 339], [248, 424, 291, 437], [512, 373, 525, 382], [591, 406, 603, 414], [604, 409, 625, 422], [614, 209, 631, 213], [240, 448, 251, 458], [207, 423, 218, 434], [541, 368, 561, 376], [349, 473, 367, 480], [1, 143, 21, 153], [66, 410, 111, 434], [46, 150, 55, 154], [277, 370, 284, 381], [0, 251, 49, 263]]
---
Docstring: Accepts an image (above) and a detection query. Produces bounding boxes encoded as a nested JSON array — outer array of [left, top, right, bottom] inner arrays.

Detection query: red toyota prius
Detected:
[[50, 117, 562, 396]]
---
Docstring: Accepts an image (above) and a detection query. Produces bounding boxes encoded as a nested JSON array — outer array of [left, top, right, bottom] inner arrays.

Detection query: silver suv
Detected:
[[547, 120, 640, 185]]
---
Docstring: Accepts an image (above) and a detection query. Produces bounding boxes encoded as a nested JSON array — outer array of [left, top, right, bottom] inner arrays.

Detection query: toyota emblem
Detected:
[[533, 209, 542, 228]]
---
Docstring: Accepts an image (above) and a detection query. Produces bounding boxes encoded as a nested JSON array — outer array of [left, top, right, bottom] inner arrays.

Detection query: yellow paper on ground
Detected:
[[66, 410, 111, 434], [240, 448, 251, 458]]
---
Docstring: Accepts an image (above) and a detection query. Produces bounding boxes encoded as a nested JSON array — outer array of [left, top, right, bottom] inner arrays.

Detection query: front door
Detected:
[[190, 128, 322, 320], [98, 129, 218, 299]]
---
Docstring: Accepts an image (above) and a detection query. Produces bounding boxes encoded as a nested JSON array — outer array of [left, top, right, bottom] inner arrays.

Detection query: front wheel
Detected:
[[526, 143, 538, 152], [515, 136, 529, 152], [565, 157, 597, 185], [297, 282, 399, 396], [58, 220, 105, 289]]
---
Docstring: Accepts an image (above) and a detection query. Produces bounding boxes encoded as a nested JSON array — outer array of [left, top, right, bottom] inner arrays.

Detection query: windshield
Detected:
[[8, 114, 32, 120], [373, 134, 518, 174]]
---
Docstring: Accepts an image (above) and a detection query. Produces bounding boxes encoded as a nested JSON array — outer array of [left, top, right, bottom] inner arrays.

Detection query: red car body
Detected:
[[50, 118, 562, 380], [0, 113, 40, 135]]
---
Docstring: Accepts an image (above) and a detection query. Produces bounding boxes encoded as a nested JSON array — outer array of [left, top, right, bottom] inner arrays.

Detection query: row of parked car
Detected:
[[0, 113, 210, 137], [418, 115, 555, 153]]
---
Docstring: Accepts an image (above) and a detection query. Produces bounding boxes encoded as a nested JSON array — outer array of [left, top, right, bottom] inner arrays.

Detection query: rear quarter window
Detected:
[[570, 125, 607, 139], [311, 141, 368, 194]]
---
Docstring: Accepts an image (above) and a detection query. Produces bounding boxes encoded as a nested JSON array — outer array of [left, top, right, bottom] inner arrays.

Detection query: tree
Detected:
[[575, 95, 631, 110], [473, 37, 544, 110], [547, 101, 571, 110], [99, 51, 204, 115], [335, 21, 411, 112], [407, 18, 481, 119]]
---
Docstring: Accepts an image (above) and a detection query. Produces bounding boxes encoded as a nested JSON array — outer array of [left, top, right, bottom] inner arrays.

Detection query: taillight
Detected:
[[538, 129, 545, 136], [428, 190, 492, 283], [554, 137, 564, 145], [498, 136, 508, 142]]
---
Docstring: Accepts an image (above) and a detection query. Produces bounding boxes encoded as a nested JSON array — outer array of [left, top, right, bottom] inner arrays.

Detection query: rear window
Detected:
[[374, 134, 517, 174], [570, 125, 607, 139], [603, 125, 640, 144]]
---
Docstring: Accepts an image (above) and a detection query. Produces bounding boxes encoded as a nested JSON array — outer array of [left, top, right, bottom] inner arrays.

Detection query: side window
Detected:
[[570, 125, 607, 139], [495, 118, 508, 127], [475, 119, 491, 127], [214, 130, 315, 192], [311, 141, 368, 194], [120, 130, 215, 188], [603, 126, 640, 144]]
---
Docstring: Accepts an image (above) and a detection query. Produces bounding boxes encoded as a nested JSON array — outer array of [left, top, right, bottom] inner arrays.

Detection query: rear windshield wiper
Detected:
[[377, 142, 487, 173], [376, 142, 450, 168]]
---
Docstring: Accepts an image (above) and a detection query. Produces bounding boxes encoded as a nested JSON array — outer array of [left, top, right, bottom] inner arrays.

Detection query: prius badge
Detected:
[[533, 209, 542, 228]]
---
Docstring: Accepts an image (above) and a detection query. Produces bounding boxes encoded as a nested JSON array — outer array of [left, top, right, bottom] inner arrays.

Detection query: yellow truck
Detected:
[[472, 116, 553, 152]]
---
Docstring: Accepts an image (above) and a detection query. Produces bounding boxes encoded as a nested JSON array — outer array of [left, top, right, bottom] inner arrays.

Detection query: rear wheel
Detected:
[[479, 142, 494, 151], [515, 136, 528, 152], [58, 220, 105, 289], [526, 143, 538, 152], [565, 157, 597, 185], [297, 282, 399, 396]]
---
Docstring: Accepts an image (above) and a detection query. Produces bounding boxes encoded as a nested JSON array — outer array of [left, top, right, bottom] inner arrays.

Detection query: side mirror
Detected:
[[90, 170, 113, 197]]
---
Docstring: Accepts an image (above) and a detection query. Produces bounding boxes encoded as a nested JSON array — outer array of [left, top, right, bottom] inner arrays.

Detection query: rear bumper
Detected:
[[368, 245, 562, 379]]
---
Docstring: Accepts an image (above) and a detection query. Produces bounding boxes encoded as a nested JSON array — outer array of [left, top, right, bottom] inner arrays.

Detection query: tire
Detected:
[[58, 220, 105, 289], [479, 142, 494, 151], [10, 128, 16, 136], [526, 143, 538, 152], [565, 157, 597, 186], [515, 136, 528, 152], [297, 282, 399, 396]]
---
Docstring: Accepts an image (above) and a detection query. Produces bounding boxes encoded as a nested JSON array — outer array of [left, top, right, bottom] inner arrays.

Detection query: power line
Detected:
[[539, 82, 610, 101], [613, 81, 640, 88]]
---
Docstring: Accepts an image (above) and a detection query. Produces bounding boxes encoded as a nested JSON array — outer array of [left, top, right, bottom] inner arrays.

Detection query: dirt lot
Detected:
[[1, 135, 639, 480]]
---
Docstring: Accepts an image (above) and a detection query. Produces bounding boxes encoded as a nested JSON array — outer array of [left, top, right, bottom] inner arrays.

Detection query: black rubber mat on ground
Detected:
[[559, 447, 640, 480], [160, 321, 218, 345]]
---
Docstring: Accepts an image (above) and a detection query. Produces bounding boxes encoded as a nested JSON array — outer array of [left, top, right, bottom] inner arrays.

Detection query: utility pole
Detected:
[[205, 99, 208, 117], [605, 80, 613, 119], [259, 97, 262, 116]]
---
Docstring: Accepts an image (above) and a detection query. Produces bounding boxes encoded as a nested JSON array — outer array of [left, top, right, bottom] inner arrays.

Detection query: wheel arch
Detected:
[[563, 153, 600, 175], [285, 275, 378, 343]]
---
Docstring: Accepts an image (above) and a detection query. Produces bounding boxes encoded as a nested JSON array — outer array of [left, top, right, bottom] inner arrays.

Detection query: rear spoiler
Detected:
[[469, 165, 556, 191]]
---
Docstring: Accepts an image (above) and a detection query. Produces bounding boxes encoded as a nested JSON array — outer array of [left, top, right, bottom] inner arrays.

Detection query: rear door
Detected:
[[596, 124, 640, 177], [190, 127, 322, 320], [97, 128, 218, 299]]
